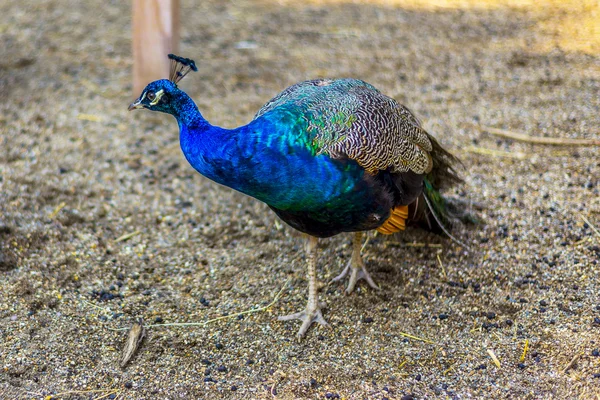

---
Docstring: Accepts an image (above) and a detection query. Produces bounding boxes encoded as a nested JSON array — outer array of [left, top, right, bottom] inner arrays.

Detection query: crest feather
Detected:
[[168, 54, 197, 84]]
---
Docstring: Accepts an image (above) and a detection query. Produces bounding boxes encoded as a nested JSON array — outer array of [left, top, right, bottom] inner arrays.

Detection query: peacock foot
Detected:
[[331, 258, 379, 294], [278, 302, 328, 339]]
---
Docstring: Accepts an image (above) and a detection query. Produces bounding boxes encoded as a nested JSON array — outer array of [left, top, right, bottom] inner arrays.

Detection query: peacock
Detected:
[[129, 54, 466, 339]]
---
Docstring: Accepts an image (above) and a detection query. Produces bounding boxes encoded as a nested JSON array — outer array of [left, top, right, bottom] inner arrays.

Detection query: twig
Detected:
[[398, 357, 409, 370], [465, 145, 527, 160], [562, 352, 582, 374], [360, 234, 371, 252], [520, 339, 529, 363], [487, 348, 501, 368], [437, 254, 447, 279], [444, 363, 456, 375], [43, 389, 116, 399], [481, 125, 600, 146], [77, 113, 103, 122], [115, 230, 141, 242], [403, 242, 443, 248], [80, 299, 112, 314], [94, 390, 120, 400], [106, 280, 289, 332], [581, 214, 600, 239], [398, 331, 435, 344], [49, 202, 66, 219]]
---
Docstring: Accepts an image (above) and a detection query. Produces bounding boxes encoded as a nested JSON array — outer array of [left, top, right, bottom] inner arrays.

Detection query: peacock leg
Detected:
[[278, 235, 328, 339], [330, 231, 379, 294]]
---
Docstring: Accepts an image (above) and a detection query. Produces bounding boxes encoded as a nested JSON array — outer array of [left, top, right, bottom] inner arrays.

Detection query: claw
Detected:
[[330, 232, 379, 294], [278, 302, 328, 339]]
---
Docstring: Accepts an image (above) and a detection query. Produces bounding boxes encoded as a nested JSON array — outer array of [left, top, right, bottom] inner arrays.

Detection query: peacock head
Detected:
[[128, 54, 197, 115]]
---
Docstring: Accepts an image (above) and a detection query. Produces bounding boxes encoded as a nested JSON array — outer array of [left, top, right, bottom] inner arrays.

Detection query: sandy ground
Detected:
[[1, 0, 600, 398]]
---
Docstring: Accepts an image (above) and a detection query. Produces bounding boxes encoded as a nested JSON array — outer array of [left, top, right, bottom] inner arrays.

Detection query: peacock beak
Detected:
[[128, 99, 144, 111]]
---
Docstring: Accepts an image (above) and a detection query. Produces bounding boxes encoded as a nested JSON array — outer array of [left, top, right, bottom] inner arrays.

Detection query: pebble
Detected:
[[592, 349, 599, 357], [439, 314, 449, 320], [482, 322, 499, 330]]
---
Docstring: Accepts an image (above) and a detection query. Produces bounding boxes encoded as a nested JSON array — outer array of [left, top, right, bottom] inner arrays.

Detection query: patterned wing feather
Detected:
[[255, 79, 434, 175]]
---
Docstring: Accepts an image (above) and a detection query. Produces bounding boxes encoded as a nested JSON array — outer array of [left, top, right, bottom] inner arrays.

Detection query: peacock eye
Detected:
[[146, 91, 155, 101]]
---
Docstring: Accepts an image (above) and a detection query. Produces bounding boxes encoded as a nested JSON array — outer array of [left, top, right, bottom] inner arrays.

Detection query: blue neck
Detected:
[[172, 91, 210, 131], [173, 94, 365, 212]]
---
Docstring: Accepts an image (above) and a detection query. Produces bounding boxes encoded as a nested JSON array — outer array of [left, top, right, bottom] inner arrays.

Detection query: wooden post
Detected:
[[132, 0, 180, 94]]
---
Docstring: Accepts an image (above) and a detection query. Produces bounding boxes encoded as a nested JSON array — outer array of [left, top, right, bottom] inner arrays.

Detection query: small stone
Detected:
[[363, 317, 374, 323], [154, 316, 163, 323], [505, 319, 513, 326], [401, 395, 414, 400], [124, 382, 133, 389], [231, 385, 238, 391], [215, 342, 224, 350], [439, 313, 449, 320], [217, 365, 227, 372], [592, 349, 600, 357], [310, 378, 318, 388], [539, 300, 548, 306], [486, 312, 496, 320], [201, 359, 211, 366], [518, 363, 526, 369]]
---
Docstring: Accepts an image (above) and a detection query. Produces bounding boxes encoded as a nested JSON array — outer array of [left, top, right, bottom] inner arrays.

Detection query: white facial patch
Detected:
[[149, 89, 164, 106]]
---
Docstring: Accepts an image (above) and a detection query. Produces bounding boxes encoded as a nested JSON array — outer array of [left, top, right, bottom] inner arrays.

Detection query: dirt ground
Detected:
[[1, 0, 599, 398]]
